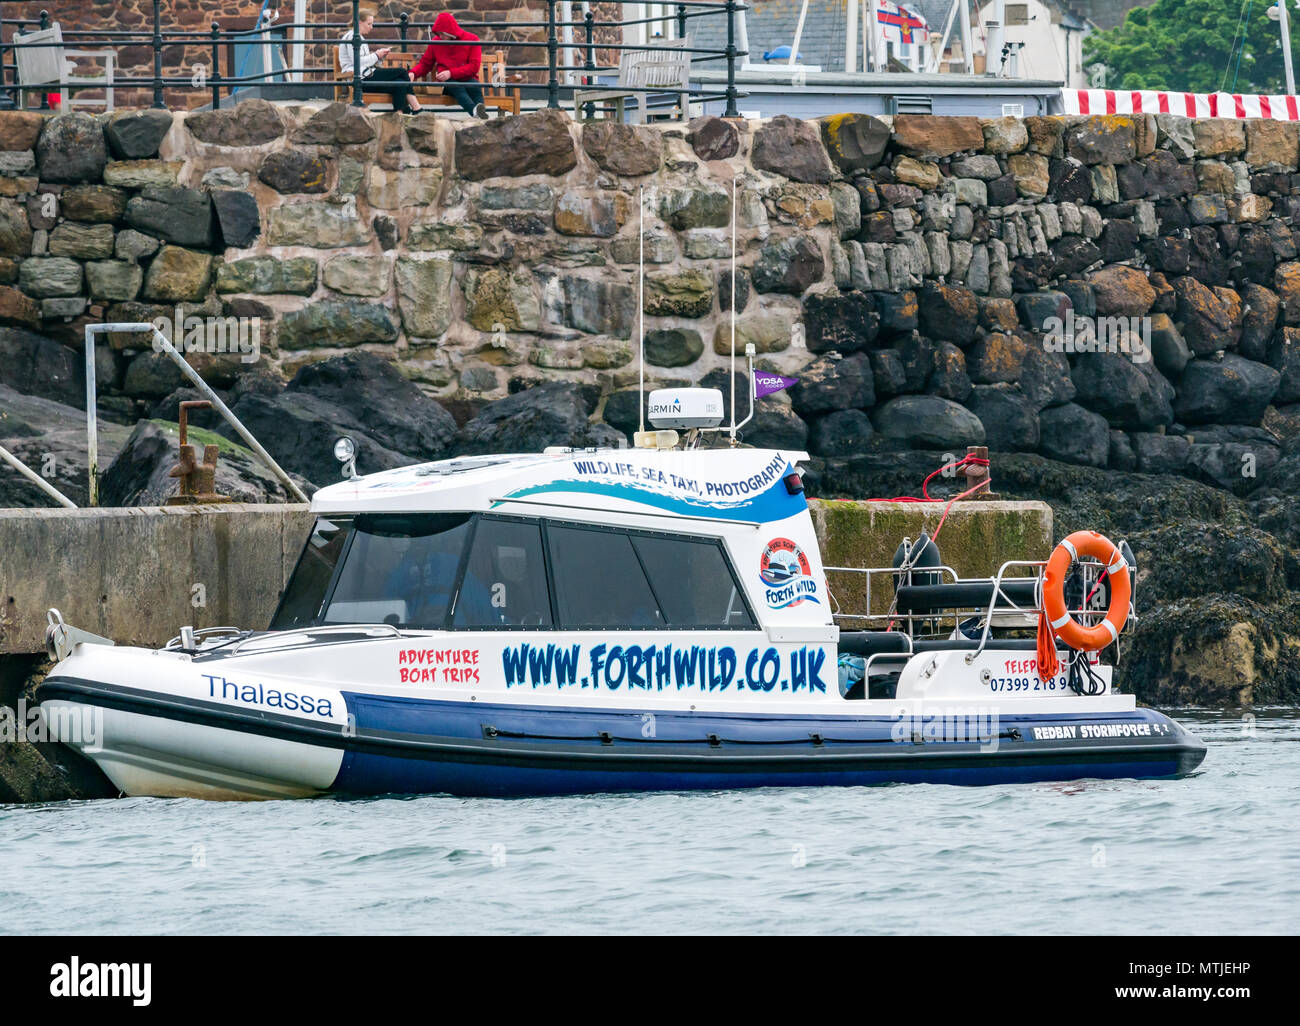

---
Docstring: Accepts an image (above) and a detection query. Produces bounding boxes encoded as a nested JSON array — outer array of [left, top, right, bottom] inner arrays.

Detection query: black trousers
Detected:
[[363, 66, 416, 112], [444, 82, 485, 116]]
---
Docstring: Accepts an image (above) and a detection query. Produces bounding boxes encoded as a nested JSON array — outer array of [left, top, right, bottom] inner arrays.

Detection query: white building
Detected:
[[974, 0, 1093, 87]]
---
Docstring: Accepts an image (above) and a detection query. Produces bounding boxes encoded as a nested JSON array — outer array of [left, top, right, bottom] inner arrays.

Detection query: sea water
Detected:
[[1, 710, 1296, 934]]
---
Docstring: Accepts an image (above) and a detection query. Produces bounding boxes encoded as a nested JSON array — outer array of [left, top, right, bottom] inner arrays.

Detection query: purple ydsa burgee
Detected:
[[754, 371, 799, 398]]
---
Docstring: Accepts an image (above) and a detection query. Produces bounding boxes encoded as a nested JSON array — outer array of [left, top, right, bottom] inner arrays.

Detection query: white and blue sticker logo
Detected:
[[760, 537, 819, 608]]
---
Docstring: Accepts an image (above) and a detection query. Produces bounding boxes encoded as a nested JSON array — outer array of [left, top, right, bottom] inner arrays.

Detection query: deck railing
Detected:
[[0, 1, 746, 116]]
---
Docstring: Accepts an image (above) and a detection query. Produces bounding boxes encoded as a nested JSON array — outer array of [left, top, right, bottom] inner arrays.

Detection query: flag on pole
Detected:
[[876, 0, 927, 45], [755, 371, 799, 398]]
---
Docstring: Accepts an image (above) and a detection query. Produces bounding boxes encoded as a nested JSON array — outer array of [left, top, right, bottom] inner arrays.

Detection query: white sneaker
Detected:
[[473, 103, 488, 120]]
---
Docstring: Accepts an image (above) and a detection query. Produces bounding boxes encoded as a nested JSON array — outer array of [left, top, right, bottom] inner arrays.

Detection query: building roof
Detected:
[[691, 0, 966, 73]]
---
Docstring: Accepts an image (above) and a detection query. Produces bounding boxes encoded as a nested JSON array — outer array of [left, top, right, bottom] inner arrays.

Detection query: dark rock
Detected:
[[742, 402, 809, 451], [1132, 431, 1191, 473], [601, 389, 643, 438], [257, 150, 329, 193], [918, 283, 978, 346], [1109, 429, 1137, 470], [967, 384, 1039, 451], [460, 382, 619, 454], [809, 409, 873, 457], [717, 267, 751, 314], [221, 352, 456, 487], [1072, 353, 1176, 429], [1047, 158, 1092, 202], [1065, 116, 1136, 164], [929, 342, 972, 401], [1049, 236, 1101, 276], [896, 333, 935, 392], [125, 187, 214, 248], [752, 115, 833, 184], [0, 327, 83, 405], [789, 353, 873, 416], [100, 419, 308, 506], [1150, 314, 1192, 378], [211, 190, 261, 249], [1174, 355, 1280, 424], [1187, 441, 1280, 494], [1016, 290, 1071, 332], [875, 290, 918, 337], [644, 327, 704, 368], [1097, 219, 1140, 264], [188, 98, 286, 146], [277, 300, 399, 349], [1058, 280, 1096, 318], [1144, 236, 1192, 275], [986, 173, 1018, 206], [1116, 161, 1147, 199], [1187, 224, 1230, 285], [288, 102, 370, 146], [1127, 523, 1285, 602], [35, 112, 106, 184], [582, 121, 661, 176], [374, 214, 398, 250], [104, 109, 173, 160], [1142, 150, 1196, 198], [1038, 402, 1110, 466], [1019, 341, 1077, 409], [752, 236, 824, 295], [872, 395, 985, 448], [819, 113, 890, 173], [1236, 226, 1276, 286], [456, 109, 577, 181], [871, 349, 907, 397], [804, 290, 877, 353], [686, 116, 739, 161]]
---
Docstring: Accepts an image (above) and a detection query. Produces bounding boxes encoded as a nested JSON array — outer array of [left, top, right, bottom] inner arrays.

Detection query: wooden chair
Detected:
[[335, 47, 520, 115], [573, 38, 690, 124], [13, 22, 115, 111]]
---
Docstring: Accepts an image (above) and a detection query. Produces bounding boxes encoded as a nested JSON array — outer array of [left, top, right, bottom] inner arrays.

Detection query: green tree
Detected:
[[1084, 0, 1300, 94]]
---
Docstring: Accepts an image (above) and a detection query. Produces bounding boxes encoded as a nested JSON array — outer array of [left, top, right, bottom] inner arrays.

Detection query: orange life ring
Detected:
[[1042, 531, 1131, 652]]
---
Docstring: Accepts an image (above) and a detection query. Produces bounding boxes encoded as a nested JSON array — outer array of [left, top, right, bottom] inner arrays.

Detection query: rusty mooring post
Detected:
[[965, 445, 994, 499], [166, 401, 231, 505]]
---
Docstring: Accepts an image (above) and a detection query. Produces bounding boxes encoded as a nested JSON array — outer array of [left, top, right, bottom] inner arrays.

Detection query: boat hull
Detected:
[[40, 676, 1207, 799]]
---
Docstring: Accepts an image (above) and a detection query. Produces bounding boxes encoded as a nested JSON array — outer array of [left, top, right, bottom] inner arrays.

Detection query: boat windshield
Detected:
[[270, 512, 757, 632]]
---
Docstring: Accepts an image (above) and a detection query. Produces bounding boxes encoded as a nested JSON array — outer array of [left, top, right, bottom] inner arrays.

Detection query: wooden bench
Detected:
[[13, 22, 116, 111], [573, 38, 690, 124], [333, 47, 520, 115]]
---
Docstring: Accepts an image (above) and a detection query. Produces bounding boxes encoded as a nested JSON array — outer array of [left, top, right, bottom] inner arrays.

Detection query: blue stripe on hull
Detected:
[[331, 692, 1201, 796], [334, 753, 1185, 797]]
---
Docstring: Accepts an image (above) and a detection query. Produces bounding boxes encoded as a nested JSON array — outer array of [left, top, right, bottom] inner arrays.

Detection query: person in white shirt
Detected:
[[339, 7, 421, 113]]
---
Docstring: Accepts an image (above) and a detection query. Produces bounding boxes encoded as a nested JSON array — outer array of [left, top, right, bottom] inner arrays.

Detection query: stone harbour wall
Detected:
[[6, 102, 1300, 709]]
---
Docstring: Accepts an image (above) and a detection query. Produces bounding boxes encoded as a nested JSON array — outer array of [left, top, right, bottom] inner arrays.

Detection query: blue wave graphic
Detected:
[[496, 469, 806, 523]]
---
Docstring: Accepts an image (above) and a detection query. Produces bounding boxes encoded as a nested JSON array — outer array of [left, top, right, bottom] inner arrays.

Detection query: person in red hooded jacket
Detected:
[[409, 12, 487, 119]]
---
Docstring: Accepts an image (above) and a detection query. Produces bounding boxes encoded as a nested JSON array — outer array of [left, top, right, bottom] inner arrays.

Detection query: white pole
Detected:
[[291, 0, 306, 83], [729, 175, 737, 443], [847, 0, 858, 73], [737, 3, 752, 69], [867, 0, 880, 71], [862, 0, 870, 72], [0, 444, 77, 507], [987, 0, 1005, 75], [928, 0, 959, 73], [638, 186, 645, 436], [960, 0, 974, 73], [1281, 1, 1297, 95], [789, 0, 809, 66]]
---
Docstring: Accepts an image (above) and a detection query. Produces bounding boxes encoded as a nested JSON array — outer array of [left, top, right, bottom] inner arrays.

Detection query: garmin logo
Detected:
[[50, 957, 152, 1006], [648, 400, 683, 415]]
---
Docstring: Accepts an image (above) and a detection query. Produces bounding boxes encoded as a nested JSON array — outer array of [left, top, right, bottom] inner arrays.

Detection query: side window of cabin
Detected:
[[453, 518, 552, 627], [547, 524, 664, 628], [631, 535, 755, 628], [272, 518, 349, 630]]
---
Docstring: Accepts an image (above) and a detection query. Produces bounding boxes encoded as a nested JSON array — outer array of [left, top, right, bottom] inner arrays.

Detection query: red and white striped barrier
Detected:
[[1062, 89, 1300, 120]]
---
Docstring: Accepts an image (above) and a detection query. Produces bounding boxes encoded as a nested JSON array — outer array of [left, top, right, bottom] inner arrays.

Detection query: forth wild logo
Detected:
[[50, 958, 151, 1006]]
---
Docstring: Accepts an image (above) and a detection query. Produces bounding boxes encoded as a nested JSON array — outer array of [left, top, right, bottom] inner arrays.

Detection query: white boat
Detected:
[[38, 386, 1205, 800]]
